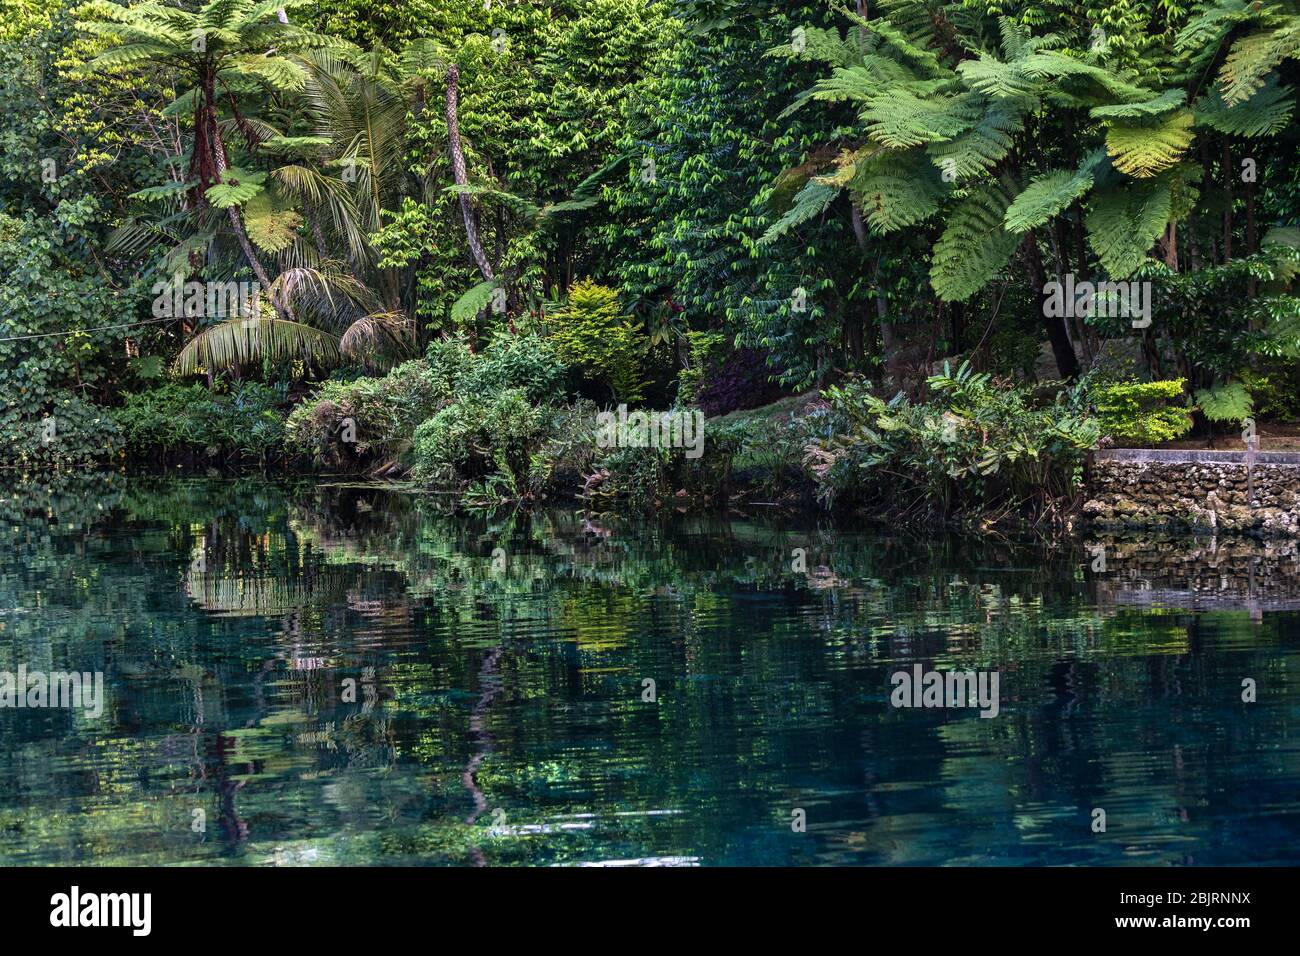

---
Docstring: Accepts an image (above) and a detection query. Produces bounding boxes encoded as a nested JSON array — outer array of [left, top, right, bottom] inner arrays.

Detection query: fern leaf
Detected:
[[1090, 88, 1186, 119], [1219, 20, 1300, 105], [930, 181, 1020, 301], [243, 191, 303, 253], [1004, 152, 1104, 233], [957, 53, 1034, 99], [863, 88, 978, 149], [450, 280, 498, 325], [1105, 109, 1194, 178], [206, 168, 267, 208], [849, 149, 946, 234], [758, 181, 841, 248], [1195, 74, 1295, 136], [926, 101, 1023, 179], [1085, 176, 1172, 278]]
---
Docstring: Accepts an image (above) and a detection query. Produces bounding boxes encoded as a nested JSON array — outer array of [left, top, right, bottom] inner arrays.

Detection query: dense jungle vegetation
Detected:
[[2, 0, 1299, 527]]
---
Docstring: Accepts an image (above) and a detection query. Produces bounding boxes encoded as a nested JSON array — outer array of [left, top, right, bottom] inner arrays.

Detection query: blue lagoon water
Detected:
[[0, 473, 1296, 866]]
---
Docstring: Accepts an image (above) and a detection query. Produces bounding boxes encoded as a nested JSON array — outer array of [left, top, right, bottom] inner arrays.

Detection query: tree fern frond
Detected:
[[1196, 74, 1295, 135], [1219, 19, 1300, 104], [863, 88, 979, 148], [85, 42, 171, 73], [926, 100, 1023, 179], [930, 181, 1020, 301], [1090, 88, 1186, 119], [758, 181, 841, 248], [206, 168, 266, 208], [1004, 151, 1105, 233], [1020, 51, 1154, 101], [1086, 175, 1172, 277], [849, 149, 946, 234], [222, 53, 308, 91], [1176, 0, 1254, 55], [242, 191, 303, 253], [958, 53, 1035, 99], [451, 281, 498, 325], [1105, 110, 1194, 177]]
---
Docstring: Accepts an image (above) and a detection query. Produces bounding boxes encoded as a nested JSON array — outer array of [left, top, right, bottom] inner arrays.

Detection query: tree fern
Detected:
[[849, 149, 947, 234], [925, 100, 1023, 179], [1105, 109, 1195, 177], [1090, 89, 1187, 119], [758, 180, 841, 248], [1085, 175, 1173, 277], [930, 181, 1020, 301], [1218, 13, 1300, 104], [863, 87, 979, 148], [1004, 151, 1105, 234], [1196, 74, 1295, 135]]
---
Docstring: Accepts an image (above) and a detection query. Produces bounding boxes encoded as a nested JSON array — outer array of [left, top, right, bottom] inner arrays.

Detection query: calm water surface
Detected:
[[1, 473, 1296, 866]]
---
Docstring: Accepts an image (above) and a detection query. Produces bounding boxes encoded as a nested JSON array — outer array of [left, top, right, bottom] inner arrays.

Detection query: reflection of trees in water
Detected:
[[3, 473, 1299, 864]]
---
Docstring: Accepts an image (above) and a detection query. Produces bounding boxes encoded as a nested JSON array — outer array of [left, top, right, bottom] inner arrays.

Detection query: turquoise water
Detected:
[[0, 473, 1296, 866]]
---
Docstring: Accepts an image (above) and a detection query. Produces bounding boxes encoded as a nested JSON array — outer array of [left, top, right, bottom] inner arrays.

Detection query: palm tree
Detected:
[[78, 0, 364, 367]]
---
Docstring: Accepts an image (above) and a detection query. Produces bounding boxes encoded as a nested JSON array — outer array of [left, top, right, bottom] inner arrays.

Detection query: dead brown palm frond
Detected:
[[271, 263, 375, 316], [340, 309, 414, 360]]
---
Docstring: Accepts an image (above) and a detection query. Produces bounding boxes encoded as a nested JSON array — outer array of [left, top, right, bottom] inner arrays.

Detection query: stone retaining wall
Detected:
[[1083, 449, 1300, 536]]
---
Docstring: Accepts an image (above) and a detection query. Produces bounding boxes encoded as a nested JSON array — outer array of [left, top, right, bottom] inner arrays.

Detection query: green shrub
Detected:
[[547, 280, 646, 402], [284, 360, 446, 469], [712, 411, 806, 501], [677, 330, 726, 407], [13, 394, 122, 469], [462, 332, 568, 405], [1240, 365, 1300, 422], [1091, 378, 1193, 445], [425, 335, 477, 395], [583, 407, 740, 510], [115, 381, 284, 461], [537, 401, 600, 495], [410, 389, 550, 497], [804, 363, 1100, 521]]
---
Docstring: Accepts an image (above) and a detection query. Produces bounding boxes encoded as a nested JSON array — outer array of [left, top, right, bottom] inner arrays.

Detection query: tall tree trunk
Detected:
[[849, 200, 896, 360], [1246, 172, 1257, 300], [207, 87, 286, 319], [1050, 215, 1092, 364], [1023, 232, 1079, 380], [1069, 200, 1101, 360], [1161, 221, 1178, 270], [1222, 139, 1233, 263], [445, 63, 494, 281]]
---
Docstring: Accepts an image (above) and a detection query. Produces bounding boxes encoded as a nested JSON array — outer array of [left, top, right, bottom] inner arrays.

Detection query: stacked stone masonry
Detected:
[[1084, 449, 1300, 536]]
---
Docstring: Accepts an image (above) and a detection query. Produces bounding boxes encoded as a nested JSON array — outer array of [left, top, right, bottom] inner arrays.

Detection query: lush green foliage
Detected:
[[115, 381, 286, 461], [545, 280, 646, 401], [804, 363, 1101, 523], [284, 359, 449, 468], [1092, 378, 1195, 444], [3, 0, 1300, 522]]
